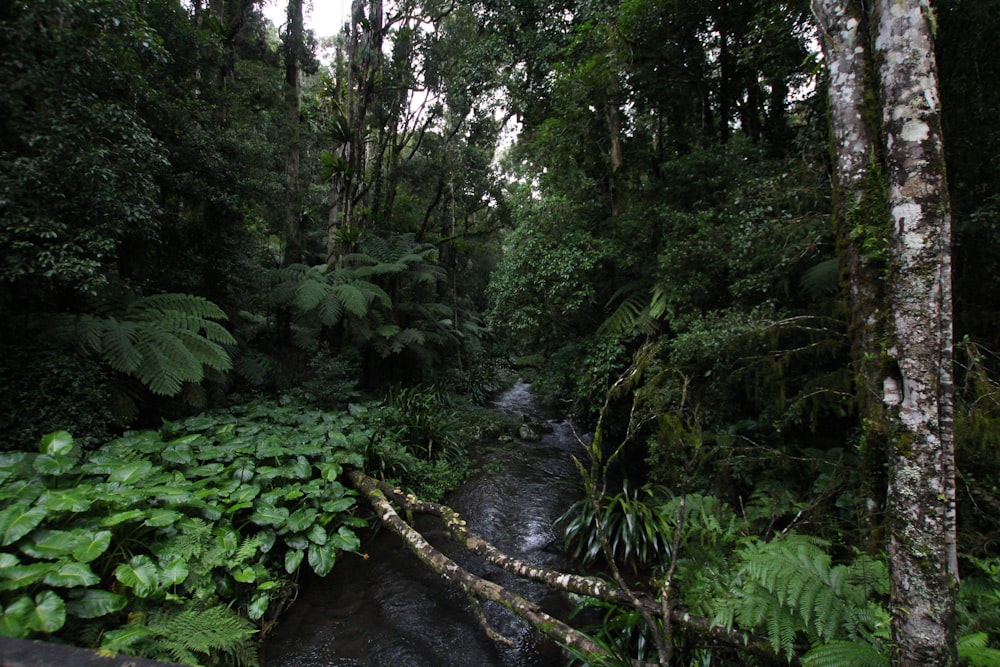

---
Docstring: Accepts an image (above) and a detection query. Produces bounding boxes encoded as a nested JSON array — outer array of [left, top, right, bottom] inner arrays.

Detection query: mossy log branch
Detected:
[[349, 470, 789, 664], [346, 470, 616, 664]]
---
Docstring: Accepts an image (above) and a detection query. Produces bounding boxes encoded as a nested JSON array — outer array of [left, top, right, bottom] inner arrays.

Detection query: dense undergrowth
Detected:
[[0, 388, 508, 665]]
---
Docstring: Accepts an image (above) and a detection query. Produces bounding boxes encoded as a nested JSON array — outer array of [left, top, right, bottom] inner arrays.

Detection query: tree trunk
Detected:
[[346, 470, 615, 663], [811, 0, 889, 543], [282, 0, 304, 266], [873, 1, 958, 664], [812, 1, 958, 664]]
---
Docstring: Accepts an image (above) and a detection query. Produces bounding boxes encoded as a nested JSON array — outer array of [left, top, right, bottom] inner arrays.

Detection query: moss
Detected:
[[893, 430, 915, 458]]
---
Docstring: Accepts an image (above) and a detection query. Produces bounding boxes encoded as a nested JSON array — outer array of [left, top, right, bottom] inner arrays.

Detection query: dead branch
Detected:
[[352, 471, 790, 663]]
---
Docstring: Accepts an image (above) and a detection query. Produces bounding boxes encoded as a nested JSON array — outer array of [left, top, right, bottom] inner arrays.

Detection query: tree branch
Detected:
[[353, 471, 790, 662], [347, 470, 616, 663]]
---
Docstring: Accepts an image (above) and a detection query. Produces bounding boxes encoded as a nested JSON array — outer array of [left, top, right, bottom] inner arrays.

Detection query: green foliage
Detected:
[[801, 640, 889, 667], [557, 481, 675, 572], [0, 344, 117, 451], [0, 0, 168, 295], [713, 534, 890, 660], [487, 195, 608, 348], [956, 559, 1000, 666], [102, 605, 259, 667], [0, 400, 371, 665], [73, 292, 236, 397], [351, 387, 510, 501]]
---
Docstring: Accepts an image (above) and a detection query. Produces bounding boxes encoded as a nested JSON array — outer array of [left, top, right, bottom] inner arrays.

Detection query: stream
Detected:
[[262, 381, 584, 666]]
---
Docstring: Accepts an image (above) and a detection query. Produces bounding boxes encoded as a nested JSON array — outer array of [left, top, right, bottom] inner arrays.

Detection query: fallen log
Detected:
[[348, 470, 794, 664], [346, 470, 620, 664]]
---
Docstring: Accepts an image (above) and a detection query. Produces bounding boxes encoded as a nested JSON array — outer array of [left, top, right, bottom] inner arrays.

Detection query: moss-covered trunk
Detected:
[[813, 0, 958, 664]]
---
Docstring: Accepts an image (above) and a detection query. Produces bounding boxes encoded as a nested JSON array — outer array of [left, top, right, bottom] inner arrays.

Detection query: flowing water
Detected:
[[262, 381, 584, 666]]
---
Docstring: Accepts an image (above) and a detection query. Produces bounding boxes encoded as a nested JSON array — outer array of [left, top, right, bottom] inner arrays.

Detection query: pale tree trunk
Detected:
[[811, 0, 889, 528], [873, 1, 958, 664], [812, 1, 958, 665]]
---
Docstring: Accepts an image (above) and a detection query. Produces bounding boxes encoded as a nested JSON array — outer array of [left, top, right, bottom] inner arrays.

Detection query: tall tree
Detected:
[[282, 0, 305, 265], [812, 1, 958, 664]]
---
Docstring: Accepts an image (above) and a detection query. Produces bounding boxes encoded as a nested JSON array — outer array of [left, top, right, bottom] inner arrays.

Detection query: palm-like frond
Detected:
[[74, 293, 235, 397], [598, 283, 668, 337]]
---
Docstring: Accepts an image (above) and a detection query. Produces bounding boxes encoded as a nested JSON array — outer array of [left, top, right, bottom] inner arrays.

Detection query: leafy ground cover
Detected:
[[0, 400, 373, 665]]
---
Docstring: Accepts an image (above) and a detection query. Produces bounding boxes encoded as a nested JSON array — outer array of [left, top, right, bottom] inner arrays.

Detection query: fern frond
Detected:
[[291, 322, 321, 351], [127, 293, 229, 322], [97, 319, 144, 373], [294, 277, 332, 312], [149, 605, 258, 667], [173, 329, 232, 372], [332, 282, 371, 318], [959, 633, 1000, 667], [133, 327, 201, 395], [351, 261, 407, 277], [198, 319, 237, 345], [318, 292, 344, 326], [599, 287, 660, 337], [722, 535, 887, 656], [800, 258, 841, 300], [234, 534, 265, 563], [801, 640, 888, 667], [392, 328, 426, 353]]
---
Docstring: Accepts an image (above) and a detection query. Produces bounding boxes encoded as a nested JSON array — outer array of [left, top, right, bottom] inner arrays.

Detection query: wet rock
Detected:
[[518, 423, 542, 441]]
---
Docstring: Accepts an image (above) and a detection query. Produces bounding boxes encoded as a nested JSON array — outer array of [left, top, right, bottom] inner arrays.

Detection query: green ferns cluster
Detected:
[[713, 534, 891, 664]]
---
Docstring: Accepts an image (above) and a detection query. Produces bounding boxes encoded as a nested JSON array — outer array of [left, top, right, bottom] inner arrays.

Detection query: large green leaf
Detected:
[[101, 509, 145, 527], [108, 460, 154, 484], [73, 530, 112, 563], [0, 597, 34, 638], [32, 454, 77, 476], [284, 549, 304, 574], [20, 530, 80, 560], [248, 591, 270, 621], [39, 431, 75, 458], [249, 504, 289, 528], [144, 508, 182, 528], [25, 591, 65, 633], [43, 562, 100, 588], [286, 508, 318, 533], [0, 503, 47, 546], [329, 526, 361, 553], [0, 563, 55, 591], [316, 461, 343, 482], [158, 555, 189, 587], [115, 555, 160, 598], [66, 589, 128, 619], [307, 543, 337, 576], [39, 486, 93, 512]]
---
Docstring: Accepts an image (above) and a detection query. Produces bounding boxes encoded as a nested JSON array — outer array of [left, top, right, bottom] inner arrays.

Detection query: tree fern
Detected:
[[73, 293, 235, 397], [598, 283, 667, 337], [959, 633, 1000, 667]]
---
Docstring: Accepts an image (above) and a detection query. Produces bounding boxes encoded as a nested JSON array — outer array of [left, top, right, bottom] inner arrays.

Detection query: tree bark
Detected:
[[812, 1, 958, 664], [811, 0, 889, 540], [873, 1, 958, 664]]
